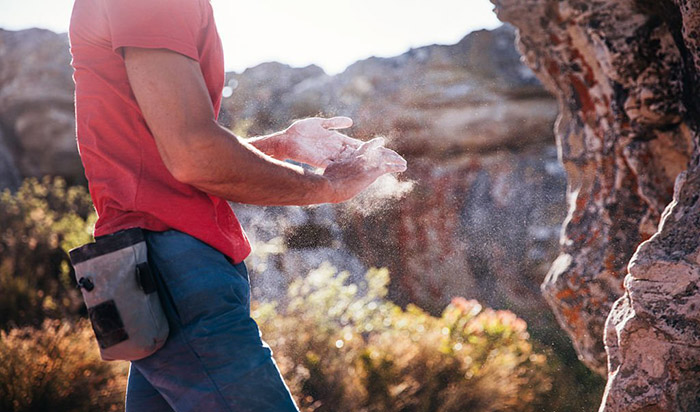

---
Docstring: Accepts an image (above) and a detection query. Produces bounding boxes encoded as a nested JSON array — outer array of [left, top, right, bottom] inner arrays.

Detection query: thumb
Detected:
[[321, 116, 353, 130]]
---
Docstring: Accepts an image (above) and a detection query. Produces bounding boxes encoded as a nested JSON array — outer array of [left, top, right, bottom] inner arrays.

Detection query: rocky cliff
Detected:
[[492, 0, 700, 410]]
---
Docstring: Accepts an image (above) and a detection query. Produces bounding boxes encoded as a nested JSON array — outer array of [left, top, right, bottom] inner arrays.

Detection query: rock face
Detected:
[[223, 26, 566, 335], [492, 0, 700, 409], [0, 28, 82, 190]]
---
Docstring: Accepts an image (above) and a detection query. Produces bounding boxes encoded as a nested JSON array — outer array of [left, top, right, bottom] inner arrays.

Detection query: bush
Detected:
[[0, 177, 95, 330], [254, 264, 553, 412], [0, 319, 128, 412]]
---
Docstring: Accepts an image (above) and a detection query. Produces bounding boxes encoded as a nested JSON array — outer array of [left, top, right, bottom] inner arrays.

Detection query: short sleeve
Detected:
[[104, 0, 203, 61]]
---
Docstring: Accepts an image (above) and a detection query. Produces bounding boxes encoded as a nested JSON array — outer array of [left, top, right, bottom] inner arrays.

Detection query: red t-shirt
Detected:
[[69, 0, 251, 263]]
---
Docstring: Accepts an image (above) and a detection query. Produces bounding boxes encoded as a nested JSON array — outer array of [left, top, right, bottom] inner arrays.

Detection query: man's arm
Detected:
[[123, 47, 405, 206]]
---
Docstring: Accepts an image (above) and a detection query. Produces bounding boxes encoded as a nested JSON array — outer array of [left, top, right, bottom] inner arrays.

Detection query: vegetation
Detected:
[[255, 264, 553, 412], [0, 320, 127, 412], [0, 178, 127, 411], [0, 177, 94, 330]]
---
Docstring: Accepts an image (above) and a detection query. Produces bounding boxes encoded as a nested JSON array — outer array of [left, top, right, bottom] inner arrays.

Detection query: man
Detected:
[[69, 0, 406, 410]]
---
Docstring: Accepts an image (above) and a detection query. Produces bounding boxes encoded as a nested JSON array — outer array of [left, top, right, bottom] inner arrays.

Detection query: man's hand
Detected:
[[279, 117, 362, 168], [323, 137, 407, 203]]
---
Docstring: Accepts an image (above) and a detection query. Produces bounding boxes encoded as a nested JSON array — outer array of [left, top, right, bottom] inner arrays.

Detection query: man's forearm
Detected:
[[245, 131, 287, 160], [175, 122, 335, 205]]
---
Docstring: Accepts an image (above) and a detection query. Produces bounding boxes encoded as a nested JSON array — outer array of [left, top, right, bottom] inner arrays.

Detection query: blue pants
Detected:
[[125, 230, 299, 412]]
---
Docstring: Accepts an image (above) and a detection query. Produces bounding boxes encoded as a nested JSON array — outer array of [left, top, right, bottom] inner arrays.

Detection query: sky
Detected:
[[0, 0, 501, 74]]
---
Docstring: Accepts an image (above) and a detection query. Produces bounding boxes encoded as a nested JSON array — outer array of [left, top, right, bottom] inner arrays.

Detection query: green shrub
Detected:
[[0, 319, 128, 412], [254, 264, 553, 412], [0, 177, 95, 330]]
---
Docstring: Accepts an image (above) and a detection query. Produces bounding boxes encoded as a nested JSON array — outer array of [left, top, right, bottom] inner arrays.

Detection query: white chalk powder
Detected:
[[344, 173, 415, 215]]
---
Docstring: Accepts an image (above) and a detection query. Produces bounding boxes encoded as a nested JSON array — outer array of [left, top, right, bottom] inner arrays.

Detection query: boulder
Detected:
[[492, 0, 700, 409]]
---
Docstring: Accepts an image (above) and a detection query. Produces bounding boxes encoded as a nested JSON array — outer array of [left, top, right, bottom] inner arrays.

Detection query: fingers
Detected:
[[326, 135, 407, 175], [377, 147, 407, 173], [359, 143, 407, 175], [321, 116, 353, 130], [377, 146, 404, 162], [381, 162, 408, 174], [357, 137, 386, 155]]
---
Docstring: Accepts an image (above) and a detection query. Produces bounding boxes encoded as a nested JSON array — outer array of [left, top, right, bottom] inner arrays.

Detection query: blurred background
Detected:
[[0, 1, 605, 411]]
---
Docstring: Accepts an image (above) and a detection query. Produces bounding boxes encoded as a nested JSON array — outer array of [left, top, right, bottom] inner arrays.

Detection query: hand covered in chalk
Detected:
[[322, 137, 407, 203], [281, 116, 362, 168]]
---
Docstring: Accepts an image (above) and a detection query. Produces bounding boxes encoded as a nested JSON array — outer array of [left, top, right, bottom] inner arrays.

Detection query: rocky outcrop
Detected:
[[224, 27, 566, 337], [603, 173, 700, 411], [0, 28, 82, 189], [224, 27, 555, 157], [492, 0, 700, 409]]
